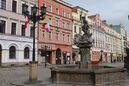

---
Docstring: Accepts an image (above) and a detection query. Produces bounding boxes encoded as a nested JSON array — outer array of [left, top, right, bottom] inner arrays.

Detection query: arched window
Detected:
[[9, 46, 16, 59], [24, 47, 29, 59]]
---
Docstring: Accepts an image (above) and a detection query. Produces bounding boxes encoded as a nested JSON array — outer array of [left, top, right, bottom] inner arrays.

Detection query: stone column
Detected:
[[80, 47, 91, 68], [29, 61, 38, 82], [51, 51, 56, 64]]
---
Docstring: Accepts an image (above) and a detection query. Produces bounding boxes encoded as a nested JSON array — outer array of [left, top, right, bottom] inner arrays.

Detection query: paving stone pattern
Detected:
[[0, 64, 129, 86]]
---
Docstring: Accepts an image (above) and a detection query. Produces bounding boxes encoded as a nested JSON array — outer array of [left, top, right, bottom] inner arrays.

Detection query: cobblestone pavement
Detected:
[[0, 63, 129, 86]]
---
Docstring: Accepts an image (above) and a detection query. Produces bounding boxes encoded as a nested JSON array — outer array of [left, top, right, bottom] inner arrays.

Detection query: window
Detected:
[[56, 20, 58, 27], [42, 30, 45, 38], [49, 32, 52, 40], [0, 20, 5, 33], [68, 13, 70, 18], [67, 23, 70, 29], [63, 34, 65, 41], [48, 5, 52, 12], [24, 47, 29, 59], [21, 25, 25, 36], [80, 14, 82, 21], [30, 27, 33, 37], [0, 0, 6, 9], [56, 32, 59, 40], [74, 26, 76, 33], [67, 35, 70, 42], [12, 0, 17, 12], [11, 22, 16, 35], [56, 8, 59, 15], [48, 18, 52, 25], [22, 3, 28, 14], [62, 11, 65, 17], [62, 21, 65, 28], [9, 46, 16, 59]]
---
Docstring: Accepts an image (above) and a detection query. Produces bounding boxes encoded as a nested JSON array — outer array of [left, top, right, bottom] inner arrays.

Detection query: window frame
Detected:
[[56, 8, 59, 15], [24, 47, 30, 59], [63, 34, 65, 42], [48, 31, 52, 40], [12, 0, 17, 13], [56, 19, 59, 27], [0, 0, 6, 9], [42, 30, 45, 38], [56, 32, 59, 41], [22, 3, 28, 14], [11, 22, 16, 35], [21, 24, 25, 36], [0, 20, 6, 33], [48, 5, 52, 12], [9, 46, 16, 59]]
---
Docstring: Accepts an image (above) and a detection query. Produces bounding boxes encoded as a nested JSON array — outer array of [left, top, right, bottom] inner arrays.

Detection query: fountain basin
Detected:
[[51, 65, 126, 86]]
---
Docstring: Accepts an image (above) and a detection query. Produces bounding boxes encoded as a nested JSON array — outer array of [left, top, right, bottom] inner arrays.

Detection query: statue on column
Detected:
[[74, 17, 93, 68]]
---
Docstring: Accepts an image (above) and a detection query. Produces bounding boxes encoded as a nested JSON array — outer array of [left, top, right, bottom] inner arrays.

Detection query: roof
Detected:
[[110, 24, 121, 33], [56, 0, 72, 8], [88, 15, 96, 19], [73, 6, 88, 12]]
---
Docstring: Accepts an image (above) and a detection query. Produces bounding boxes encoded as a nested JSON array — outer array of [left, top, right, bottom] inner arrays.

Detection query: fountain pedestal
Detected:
[[51, 66, 125, 86]]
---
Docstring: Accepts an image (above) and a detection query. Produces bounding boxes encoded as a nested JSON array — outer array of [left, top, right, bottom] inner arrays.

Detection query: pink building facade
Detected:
[[38, 0, 73, 64]]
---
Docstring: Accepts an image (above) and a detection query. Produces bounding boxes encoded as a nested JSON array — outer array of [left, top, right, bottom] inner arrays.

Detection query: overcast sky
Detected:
[[65, 0, 129, 33]]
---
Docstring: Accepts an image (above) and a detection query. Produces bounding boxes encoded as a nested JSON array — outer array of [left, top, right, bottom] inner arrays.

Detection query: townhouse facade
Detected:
[[111, 24, 127, 61], [104, 25, 118, 62], [0, 0, 127, 66], [0, 0, 38, 66], [88, 14, 107, 63], [38, 0, 72, 64], [88, 14, 123, 63], [115, 32, 122, 61], [72, 6, 88, 63]]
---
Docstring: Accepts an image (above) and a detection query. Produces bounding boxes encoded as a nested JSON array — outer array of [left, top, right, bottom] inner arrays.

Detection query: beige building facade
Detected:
[[72, 6, 88, 63]]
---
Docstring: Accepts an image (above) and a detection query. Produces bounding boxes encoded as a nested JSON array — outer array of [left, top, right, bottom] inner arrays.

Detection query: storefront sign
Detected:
[[42, 44, 56, 50]]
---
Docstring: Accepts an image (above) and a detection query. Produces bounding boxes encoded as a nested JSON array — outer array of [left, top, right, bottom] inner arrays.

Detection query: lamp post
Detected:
[[23, 4, 46, 82], [44, 45, 47, 68]]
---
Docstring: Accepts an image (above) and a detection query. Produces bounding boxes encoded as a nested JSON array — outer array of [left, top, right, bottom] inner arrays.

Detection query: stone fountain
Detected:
[[74, 17, 92, 68], [50, 17, 126, 86]]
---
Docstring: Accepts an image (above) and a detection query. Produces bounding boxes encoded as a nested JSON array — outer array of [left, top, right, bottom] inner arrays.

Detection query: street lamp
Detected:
[[44, 45, 47, 68], [23, 4, 46, 82]]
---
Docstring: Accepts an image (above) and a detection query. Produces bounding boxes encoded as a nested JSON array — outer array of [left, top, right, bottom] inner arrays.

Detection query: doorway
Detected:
[[56, 48, 61, 64], [41, 49, 52, 64]]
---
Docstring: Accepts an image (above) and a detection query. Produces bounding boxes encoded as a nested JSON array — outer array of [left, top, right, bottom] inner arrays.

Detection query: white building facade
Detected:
[[110, 24, 127, 61], [72, 6, 88, 63], [88, 14, 106, 63], [0, 0, 38, 65], [88, 14, 122, 63]]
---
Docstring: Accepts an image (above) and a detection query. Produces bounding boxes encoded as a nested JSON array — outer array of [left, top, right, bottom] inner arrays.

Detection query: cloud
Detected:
[[65, 0, 129, 33]]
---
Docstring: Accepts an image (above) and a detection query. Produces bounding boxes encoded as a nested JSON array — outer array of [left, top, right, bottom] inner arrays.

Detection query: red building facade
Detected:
[[38, 0, 72, 64]]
